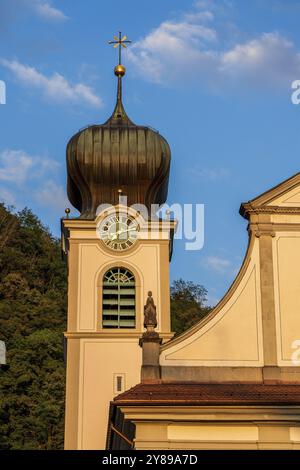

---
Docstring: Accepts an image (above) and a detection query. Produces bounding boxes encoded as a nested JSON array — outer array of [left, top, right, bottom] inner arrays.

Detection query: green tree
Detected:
[[0, 203, 67, 449], [171, 279, 211, 336]]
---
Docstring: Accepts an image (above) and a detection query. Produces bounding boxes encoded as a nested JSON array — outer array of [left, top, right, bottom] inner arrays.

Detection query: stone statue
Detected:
[[144, 291, 157, 329]]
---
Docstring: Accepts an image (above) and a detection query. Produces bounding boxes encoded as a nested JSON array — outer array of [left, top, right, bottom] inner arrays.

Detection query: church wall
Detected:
[[160, 236, 264, 367], [273, 232, 300, 366], [160, 366, 263, 382], [67, 238, 171, 335], [67, 242, 79, 332], [65, 337, 143, 450], [64, 220, 173, 449], [78, 339, 141, 450], [124, 406, 300, 450], [159, 187, 300, 380], [64, 339, 80, 450], [266, 185, 300, 207]]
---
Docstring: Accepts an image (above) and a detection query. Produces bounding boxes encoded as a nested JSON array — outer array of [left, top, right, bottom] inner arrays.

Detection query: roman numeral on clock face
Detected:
[[98, 213, 139, 251]]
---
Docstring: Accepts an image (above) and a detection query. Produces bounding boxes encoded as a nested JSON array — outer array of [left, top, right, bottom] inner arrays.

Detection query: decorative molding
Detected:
[[119, 405, 300, 425], [254, 230, 276, 238], [64, 331, 174, 340], [240, 171, 300, 215], [241, 204, 300, 220]]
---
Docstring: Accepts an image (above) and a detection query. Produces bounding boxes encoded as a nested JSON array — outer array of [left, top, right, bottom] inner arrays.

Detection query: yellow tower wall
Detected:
[[63, 213, 174, 449]]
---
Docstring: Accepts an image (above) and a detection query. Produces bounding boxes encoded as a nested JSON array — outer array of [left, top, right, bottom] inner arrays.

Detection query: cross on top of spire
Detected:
[[108, 31, 132, 65]]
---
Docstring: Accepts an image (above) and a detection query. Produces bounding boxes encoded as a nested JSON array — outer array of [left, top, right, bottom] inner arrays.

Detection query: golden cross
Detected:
[[108, 31, 132, 65]]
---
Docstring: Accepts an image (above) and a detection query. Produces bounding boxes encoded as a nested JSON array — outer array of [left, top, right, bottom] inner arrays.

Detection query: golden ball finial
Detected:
[[65, 208, 70, 218], [114, 64, 126, 77]]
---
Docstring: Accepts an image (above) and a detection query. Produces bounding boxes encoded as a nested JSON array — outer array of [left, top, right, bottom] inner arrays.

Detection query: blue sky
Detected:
[[1, 0, 300, 305]]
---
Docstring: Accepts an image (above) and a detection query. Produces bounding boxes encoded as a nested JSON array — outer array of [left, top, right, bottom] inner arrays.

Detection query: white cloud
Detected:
[[36, 180, 69, 211], [0, 149, 60, 184], [221, 33, 300, 87], [0, 148, 68, 212], [184, 11, 214, 23], [194, 0, 215, 9], [189, 167, 230, 181], [128, 20, 218, 84], [195, 0, 207, 7], [0, 188, 16, 206], [128, 3, 300, 90], [0, 150, 35, 183], [29, 0, 68, 22], [204, 256, 232, 274], [1, 59, 102, 107]]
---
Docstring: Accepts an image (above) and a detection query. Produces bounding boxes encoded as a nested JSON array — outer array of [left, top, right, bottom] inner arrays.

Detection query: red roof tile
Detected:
[[113, 382, 300, 406]]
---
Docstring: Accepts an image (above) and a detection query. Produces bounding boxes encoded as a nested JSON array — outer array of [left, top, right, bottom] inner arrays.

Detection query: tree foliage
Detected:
[[0, 204, 67, 449], [171, 279, 211, 336]]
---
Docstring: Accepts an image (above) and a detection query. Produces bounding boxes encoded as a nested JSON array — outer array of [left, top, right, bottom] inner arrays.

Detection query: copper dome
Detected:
[[66, 72, 171, 219]]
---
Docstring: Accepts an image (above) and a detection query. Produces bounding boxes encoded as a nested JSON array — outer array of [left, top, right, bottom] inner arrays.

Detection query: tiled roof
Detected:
[[113, 382, 300, 406]]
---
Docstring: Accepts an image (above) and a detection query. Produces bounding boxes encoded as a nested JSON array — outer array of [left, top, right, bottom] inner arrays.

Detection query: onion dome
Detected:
[[66, 62, 171, 219]]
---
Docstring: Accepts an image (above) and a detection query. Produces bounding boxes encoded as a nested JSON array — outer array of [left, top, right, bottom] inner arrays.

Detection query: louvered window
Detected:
[[102, 268, 136, 328]]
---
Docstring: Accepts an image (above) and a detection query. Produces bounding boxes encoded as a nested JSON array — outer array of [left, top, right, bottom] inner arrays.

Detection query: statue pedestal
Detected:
[[139, 326, 162, 382]]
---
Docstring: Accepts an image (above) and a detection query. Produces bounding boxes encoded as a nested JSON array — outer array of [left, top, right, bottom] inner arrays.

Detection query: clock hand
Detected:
[[108, 227, 137, 241], [108, 230, 119, 241], [108, 230, 128, 241], [116, 227, 137, 236]]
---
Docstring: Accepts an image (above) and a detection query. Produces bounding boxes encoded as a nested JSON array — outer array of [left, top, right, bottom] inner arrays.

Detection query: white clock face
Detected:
[[98, 213, 139, 251]]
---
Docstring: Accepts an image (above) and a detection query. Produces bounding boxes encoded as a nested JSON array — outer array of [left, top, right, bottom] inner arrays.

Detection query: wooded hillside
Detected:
[[0, 204, 67, 449]]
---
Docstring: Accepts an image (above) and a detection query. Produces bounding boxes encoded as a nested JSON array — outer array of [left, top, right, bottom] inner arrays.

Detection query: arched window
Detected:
[[102, 268, 136, 329]]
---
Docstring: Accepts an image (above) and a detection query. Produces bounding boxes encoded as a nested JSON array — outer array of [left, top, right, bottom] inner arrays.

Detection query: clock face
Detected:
[[98, 213, 139, 251]]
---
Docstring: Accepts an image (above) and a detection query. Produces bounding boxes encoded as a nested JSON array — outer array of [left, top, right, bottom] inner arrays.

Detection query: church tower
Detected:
[[62, 34, 175, 450]]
